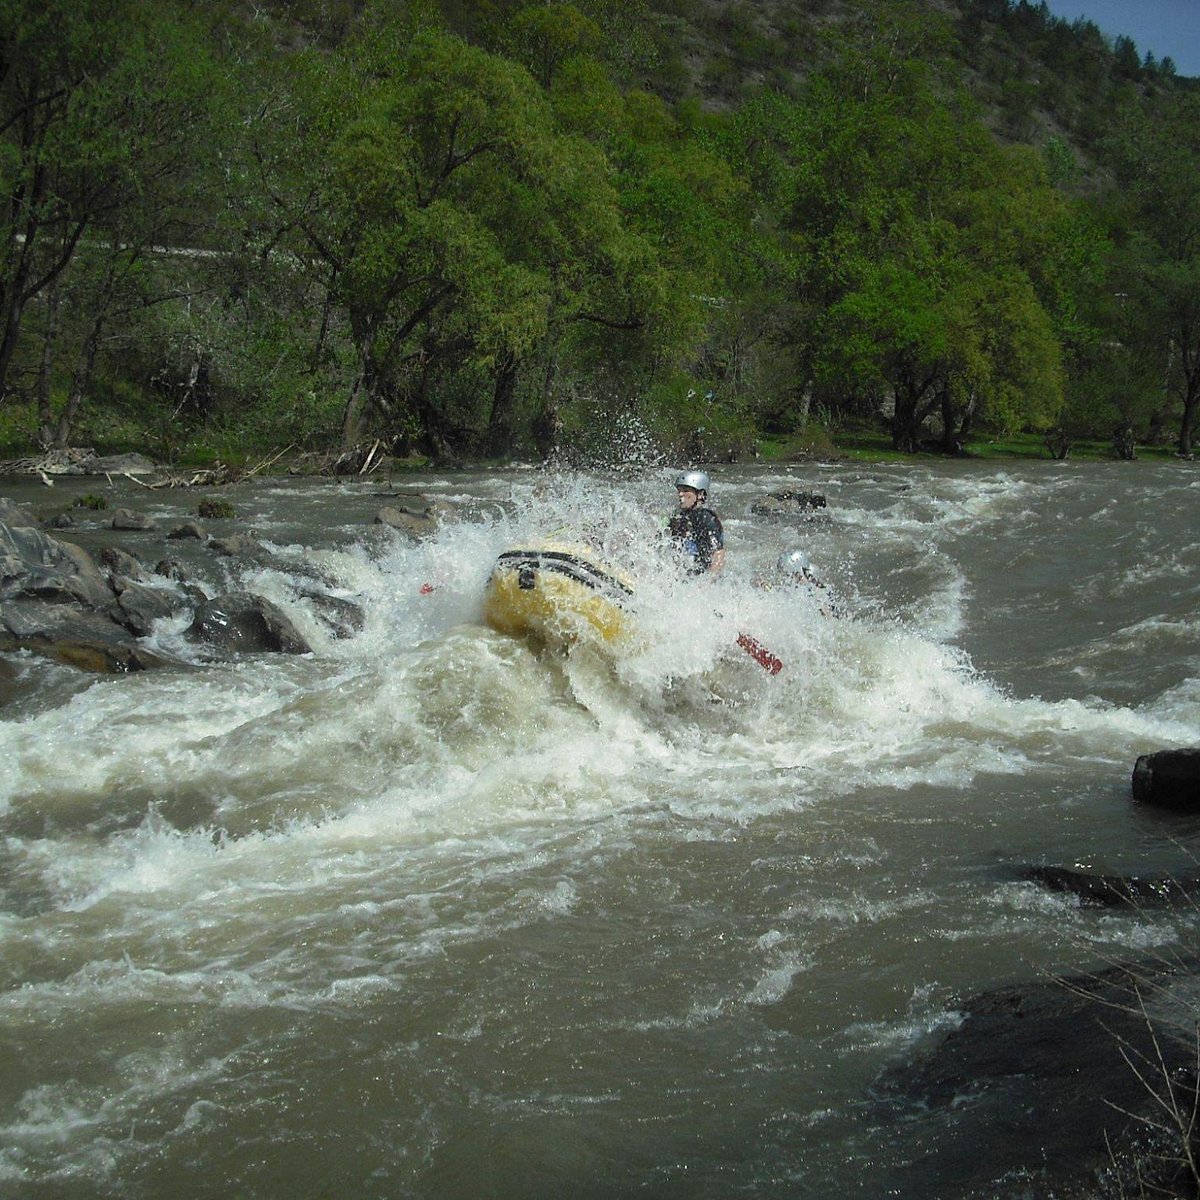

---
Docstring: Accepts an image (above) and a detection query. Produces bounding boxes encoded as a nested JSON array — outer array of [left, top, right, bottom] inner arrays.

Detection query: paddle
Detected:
[[736, 632, 783, 675]]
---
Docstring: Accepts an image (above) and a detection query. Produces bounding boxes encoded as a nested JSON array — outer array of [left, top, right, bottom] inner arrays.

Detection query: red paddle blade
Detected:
[[737, 633, 783, 675]]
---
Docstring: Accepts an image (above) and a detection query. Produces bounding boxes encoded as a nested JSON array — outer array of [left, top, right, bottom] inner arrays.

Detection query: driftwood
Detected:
[[286, 441, 392, 477], [122, 444, 296, 489], [0, 444, 297, 488], [0, 440, 410, 484]]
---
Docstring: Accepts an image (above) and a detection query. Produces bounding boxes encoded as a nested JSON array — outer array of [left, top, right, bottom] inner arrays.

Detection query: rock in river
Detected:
[[750, 488, 829, 520], [872, 960, 1200, 1197], [187, 593, 311, 655], [1132, 748, 1200, 811]]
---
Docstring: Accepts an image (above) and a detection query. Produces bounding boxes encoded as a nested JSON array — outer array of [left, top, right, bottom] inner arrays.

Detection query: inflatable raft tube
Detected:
[[482, 543, 633, 645]]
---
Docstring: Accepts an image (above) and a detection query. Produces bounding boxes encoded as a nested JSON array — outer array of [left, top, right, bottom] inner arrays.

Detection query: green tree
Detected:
[[507, 3, 600, 90], [760, 10, 1070, 453], [260, 22, 679, 458], [0, 0, 221, 417], [1104, 93, 1200, 455]]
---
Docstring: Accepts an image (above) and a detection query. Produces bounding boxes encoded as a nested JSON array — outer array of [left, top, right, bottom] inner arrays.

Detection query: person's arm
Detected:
[[709, 546, 725, 573]]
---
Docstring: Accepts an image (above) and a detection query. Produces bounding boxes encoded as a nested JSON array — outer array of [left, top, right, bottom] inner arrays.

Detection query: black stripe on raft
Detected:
[[493, 550, 634, 602]]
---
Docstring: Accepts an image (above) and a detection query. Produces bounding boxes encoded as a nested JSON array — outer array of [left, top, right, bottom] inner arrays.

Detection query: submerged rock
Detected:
[[750, 489, 829, 520], [374, 491, 455, 539], [1021, 864, 1200, 907], [291, 582, 364, 639], [208, 533, 262, 557], [1132, 749, 1200, 811]]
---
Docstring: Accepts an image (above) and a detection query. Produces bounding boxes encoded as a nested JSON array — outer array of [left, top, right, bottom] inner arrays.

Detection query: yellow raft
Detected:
[[482, 542, 633, 645]]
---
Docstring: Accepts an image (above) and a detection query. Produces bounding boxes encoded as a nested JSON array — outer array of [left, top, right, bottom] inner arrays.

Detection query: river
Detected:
[[2, 460, 1199, 1198]]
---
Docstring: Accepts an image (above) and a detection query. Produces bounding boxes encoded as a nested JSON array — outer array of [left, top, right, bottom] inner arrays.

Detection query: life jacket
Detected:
[[668, 506, 723, 573]]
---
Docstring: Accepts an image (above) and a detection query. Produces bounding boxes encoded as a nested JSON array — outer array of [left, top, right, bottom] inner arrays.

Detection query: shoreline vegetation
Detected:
[[1, 1, 1198, 479], [2, 427, 1194, 484]]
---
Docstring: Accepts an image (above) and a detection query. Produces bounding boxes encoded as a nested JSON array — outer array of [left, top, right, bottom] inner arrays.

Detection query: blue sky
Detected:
[[1039, 0, 1200, 76]]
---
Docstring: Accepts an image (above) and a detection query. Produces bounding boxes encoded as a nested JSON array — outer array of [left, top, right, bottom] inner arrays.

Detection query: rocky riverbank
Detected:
[[0, 486, 452, 678]]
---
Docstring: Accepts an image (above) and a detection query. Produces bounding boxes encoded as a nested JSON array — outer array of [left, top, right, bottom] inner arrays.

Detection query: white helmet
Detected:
[[675, 469, 710, 492], [777, 549, 812, 574]]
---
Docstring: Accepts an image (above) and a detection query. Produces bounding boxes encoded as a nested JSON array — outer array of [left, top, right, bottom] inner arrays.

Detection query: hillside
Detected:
[[633, 0, 1188, 185], [268, 0, 1191, 185]]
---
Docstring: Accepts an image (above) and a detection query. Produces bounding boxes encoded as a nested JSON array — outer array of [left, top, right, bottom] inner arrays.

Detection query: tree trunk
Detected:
[[35, 280, 60, 447], [939, 389, 956, 454], [343, 319, 379, 451], [1179, 394, 1197, 458], [485, 352, 519, 457], [938, 388, 974, 455], [54, 319, 102, 449], [891, 370, 938, 453], [891, 370, 918, 452], [340, 370, 367, 450], [1176, 340, 1200, 458], [531, 344, 561, 460], [1044, 428, 1072, 459], [0, 211, 86, 404]]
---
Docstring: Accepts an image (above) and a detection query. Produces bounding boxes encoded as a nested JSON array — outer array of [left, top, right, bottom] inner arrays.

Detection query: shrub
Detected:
[[198, 498, 235, 519]]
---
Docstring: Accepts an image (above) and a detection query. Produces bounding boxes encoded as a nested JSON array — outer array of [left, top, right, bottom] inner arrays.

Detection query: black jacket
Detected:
[[668, 506, 724, 572]]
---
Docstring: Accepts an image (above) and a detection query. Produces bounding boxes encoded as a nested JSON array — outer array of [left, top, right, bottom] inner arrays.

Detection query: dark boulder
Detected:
[[872, 961, 1200, 1197], [187, 593, 311, 655], [197, 498, 235, 519], [168, 520, 206, 540], [1, 520, 115, 608], [0, 519, 179, 671], [98, 545, 148, 582], [0, 599, 169, 671], [110, 580, 193, 638], [1132, 749, 1200, 811], [155, 558, 188, 581]]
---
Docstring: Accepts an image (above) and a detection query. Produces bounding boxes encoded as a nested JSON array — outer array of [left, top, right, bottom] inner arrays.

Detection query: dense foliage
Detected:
[[0, 0, 1196, 463]]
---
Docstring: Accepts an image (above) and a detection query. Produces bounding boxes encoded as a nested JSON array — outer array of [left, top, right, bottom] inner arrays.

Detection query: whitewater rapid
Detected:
[[1, 462, 1199, 1197]]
